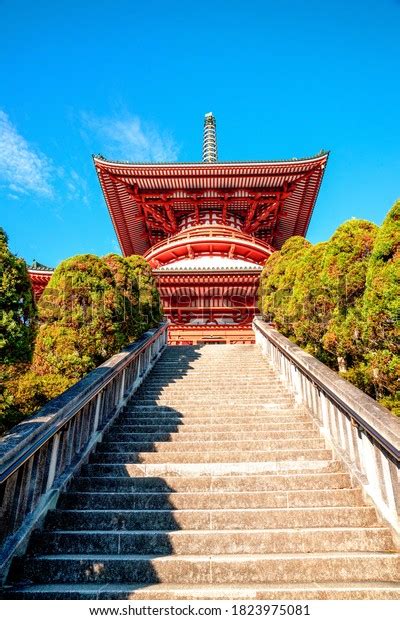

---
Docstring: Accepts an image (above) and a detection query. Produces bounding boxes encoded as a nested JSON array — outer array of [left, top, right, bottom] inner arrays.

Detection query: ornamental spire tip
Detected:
[[202, 112, 217, 163]]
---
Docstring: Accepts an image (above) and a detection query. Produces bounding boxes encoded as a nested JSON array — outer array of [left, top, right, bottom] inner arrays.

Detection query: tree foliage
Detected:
[[103, 253, 141, 340], [362, 201, 400, 412], [290, 242, 332, 364], [258, 236, 311, 335], [258, 206, 399, 415], [0, 228, 36, 363], [33, 254, 127, 380], [0, 229, 37, 434], [103, 253, 161, 337], [1, 249, 162, 435], [320, 220, 377, 371], [124, 255, 162, 331]]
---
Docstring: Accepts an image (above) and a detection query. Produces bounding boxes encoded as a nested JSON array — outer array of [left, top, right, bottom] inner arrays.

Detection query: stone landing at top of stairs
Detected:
[[4, 345, 400, 600]]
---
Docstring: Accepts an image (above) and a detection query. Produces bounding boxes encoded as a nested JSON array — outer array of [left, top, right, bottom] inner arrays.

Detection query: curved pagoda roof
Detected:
[[93, 152, 329, 256], [29, 259, 54, 272]]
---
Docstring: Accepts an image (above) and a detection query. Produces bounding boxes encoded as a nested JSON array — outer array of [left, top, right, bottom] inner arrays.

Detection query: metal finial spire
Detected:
[[202, 112, 217, 163]]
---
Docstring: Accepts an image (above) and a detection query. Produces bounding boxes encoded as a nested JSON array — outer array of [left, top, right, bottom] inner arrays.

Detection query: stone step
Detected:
[[134, 394, 288, 401], [104, 429, 321, 443], [128, 405, 298, 412], [11, 552, 400, 585], [138, 381, 280, 388], [140, 384, 280, 388], [142, 381, 278, 387], [156, 358, 265, 362], [97, 438, 326, 454], [108, 421, 316, 433], [6, 582, 400, 600], [46, 506, 379, 531], [135, 386, 285, 394], [126, 403, 302, 410], [147, 370, 276, 375], [140, 376, 282, 381], [30, 527, 394, 555], [90, 448, 333, 465], [120, 405, 304, 423], [80, 458, 341, 477], [146, 369, 277, 374], [113, 416, 312, 427], [58, 488, 363, 511], [145, 365, 275, 369], [121, 406, 308, 416], [154, 368, 255, 370], [120, 412, 307, 422], [131, 398, 296, 406], [5, 342, 399, 600], [72, 471, 353, 493], [127, 400, 303, 408]]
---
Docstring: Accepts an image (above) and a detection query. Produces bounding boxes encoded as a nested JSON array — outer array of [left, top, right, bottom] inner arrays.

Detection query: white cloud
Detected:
[[82, 113, 179, 162], [0, 110, 53, 197], [63, 168, 90, 206]]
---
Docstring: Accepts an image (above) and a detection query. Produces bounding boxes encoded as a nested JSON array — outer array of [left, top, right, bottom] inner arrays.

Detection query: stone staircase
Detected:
[[5, 345, 400, 599]]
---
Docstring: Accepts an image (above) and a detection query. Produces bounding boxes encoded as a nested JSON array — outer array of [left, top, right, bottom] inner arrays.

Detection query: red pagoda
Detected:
[[94, 114, 328, 344], [28, 260, 54, 300]]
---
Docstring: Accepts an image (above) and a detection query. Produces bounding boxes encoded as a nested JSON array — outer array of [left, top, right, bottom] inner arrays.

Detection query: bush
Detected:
[[363, 201, 400, 408], [258, 236, 311, 334], [0, 228, 36, 363], [0, 228, 37, 434], [0, 366, 72, 435], [0, 251, 162, 437], [33, 254, 127, 379], [320, 220, 377, 371], [124, 255, 162, 331], [290, 242, 333, 364], [258, 204, 399, 416]]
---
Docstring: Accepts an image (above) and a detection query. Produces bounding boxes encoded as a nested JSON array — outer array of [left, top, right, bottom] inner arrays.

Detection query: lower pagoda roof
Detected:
[[29, 259, 54, 273], [154, 256, 262, 272], [94, 153, 329, 256]]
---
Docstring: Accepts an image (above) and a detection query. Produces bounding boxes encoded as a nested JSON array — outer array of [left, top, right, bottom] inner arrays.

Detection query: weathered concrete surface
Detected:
[[4, 344, 400, 599]]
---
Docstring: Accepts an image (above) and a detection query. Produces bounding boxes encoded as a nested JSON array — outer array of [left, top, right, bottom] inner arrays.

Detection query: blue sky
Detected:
[[0, 0, 399, 267]]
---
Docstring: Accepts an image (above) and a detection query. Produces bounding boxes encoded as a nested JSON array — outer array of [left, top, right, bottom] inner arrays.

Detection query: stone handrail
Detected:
[[0, 322, 168, 579], [253, 317, 400, 535]]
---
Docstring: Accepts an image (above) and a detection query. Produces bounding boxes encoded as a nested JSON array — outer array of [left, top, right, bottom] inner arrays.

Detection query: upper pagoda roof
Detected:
[[94, 152, 329, 256]]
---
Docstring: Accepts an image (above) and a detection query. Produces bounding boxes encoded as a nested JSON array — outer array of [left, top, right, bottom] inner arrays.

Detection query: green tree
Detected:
[[103, 253, 142, 340], [0, 228, 37, 434], [320, 220, 378, 371], [0, 228, 36, 363], [125, 255, 162, 331], [1, 251, 162, 436], [362, 201, 400, 413], [33, 254, 127, 380], [258, 236, 311, 336], [290, 242, 333, 364]]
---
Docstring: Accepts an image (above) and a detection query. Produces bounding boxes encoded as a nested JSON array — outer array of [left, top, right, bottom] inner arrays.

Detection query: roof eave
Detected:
[[93, 151, 329, 168]]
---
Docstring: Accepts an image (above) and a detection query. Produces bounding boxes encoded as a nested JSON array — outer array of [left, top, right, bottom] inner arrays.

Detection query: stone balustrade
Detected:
[[253, 317, 400, 536], [0, 322, 168, 580]]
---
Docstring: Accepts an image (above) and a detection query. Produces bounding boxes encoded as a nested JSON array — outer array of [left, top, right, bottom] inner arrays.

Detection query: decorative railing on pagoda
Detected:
[[0, 323, 168, 581], [144, 224, 274, 268], [253, 317, 400, 535]]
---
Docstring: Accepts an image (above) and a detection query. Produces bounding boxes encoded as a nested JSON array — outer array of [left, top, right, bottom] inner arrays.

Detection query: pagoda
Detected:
[[94, 115, 328, 344]]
